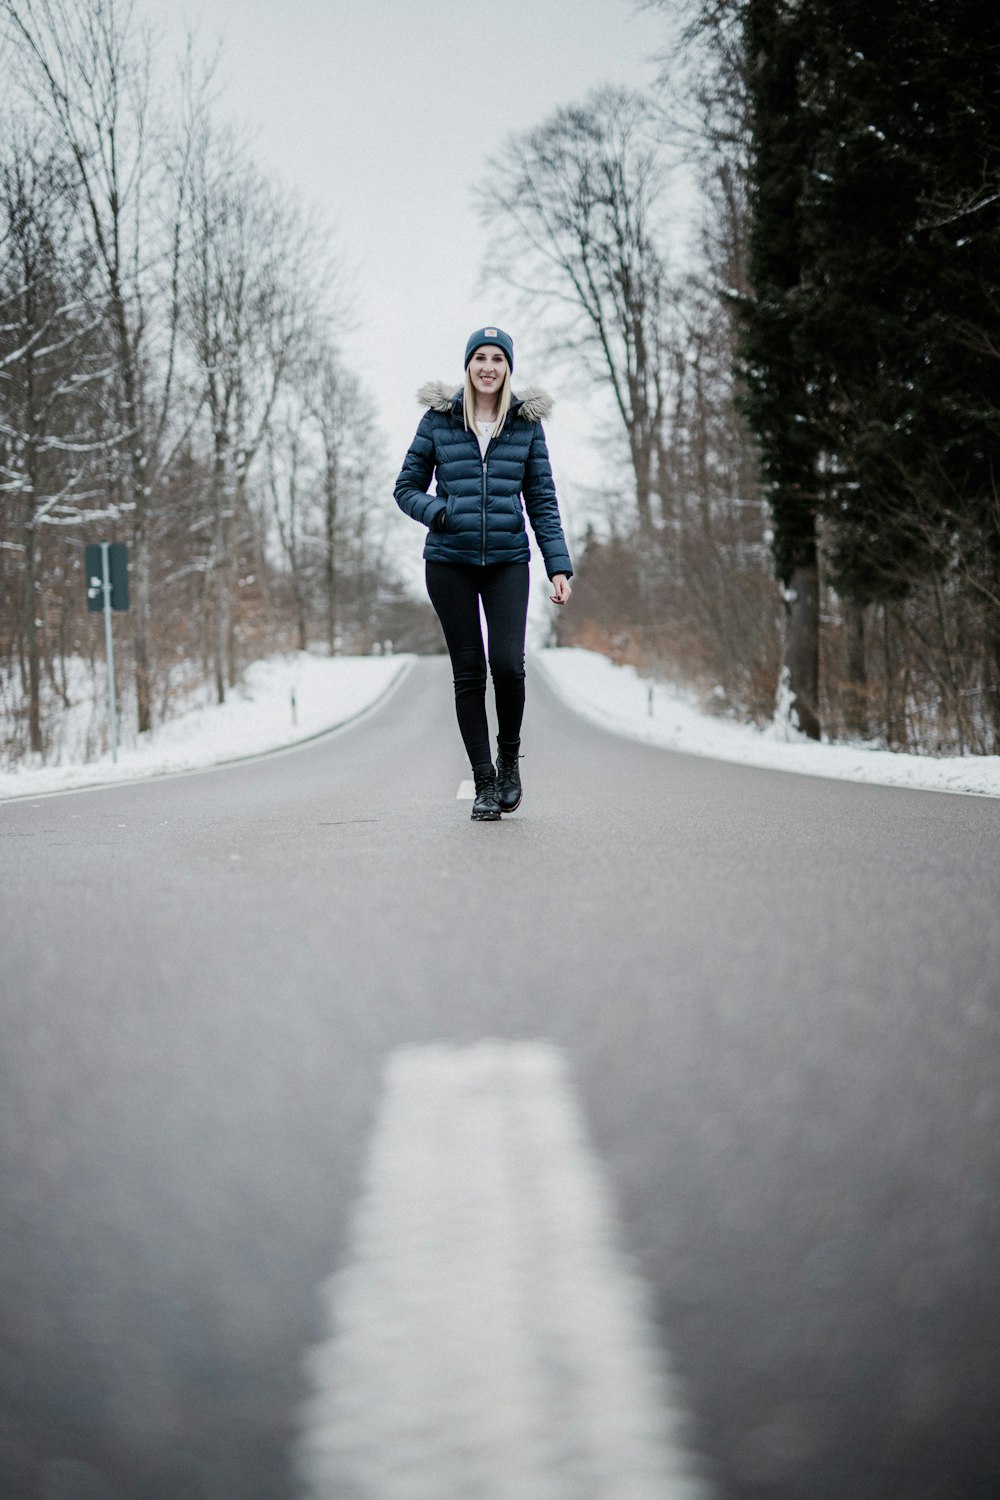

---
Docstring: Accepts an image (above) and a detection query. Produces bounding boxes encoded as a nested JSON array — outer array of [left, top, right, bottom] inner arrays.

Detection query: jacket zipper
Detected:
[[479, 422, 504, 565], [480, 453, 488, 564]]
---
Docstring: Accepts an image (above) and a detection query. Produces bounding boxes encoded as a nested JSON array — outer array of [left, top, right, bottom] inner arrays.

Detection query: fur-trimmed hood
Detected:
[[416, 380, 553, 423]]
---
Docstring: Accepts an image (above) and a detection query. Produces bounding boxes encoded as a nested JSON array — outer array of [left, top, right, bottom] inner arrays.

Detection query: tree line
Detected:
[[482, 0, 1000, 754], [0, 0, 433, 765]]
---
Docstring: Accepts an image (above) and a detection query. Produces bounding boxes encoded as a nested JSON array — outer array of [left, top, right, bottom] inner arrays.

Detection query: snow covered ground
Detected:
[[0, 653, 414, 801], [4, 644, 998, 802], [535, 647, 1000, 799]]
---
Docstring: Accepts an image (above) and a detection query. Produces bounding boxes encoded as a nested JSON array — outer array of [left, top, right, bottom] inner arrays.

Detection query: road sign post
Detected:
[[85, 542, 129, 764]]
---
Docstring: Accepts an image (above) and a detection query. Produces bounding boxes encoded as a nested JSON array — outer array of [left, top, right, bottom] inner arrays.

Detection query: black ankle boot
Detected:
[[471, 762, 501, 821], [495, 741, 522, 813]]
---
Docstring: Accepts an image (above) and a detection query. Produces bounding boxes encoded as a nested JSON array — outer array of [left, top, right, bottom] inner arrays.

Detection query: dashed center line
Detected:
[[296, 1040, 710, 1499], [457, 778, 475, 799]]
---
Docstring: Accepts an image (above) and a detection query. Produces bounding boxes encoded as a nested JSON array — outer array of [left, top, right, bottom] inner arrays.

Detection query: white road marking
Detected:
[[296, 1040, 710, 1499], [457, 778, 475, 799]]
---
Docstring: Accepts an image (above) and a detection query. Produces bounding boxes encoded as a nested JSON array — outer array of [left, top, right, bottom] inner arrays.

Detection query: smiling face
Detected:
[[468, 345, 508, 399]]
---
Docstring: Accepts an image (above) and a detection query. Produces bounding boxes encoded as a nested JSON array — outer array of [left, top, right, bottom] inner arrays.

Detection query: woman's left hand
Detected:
[[549, 574, 572, 606]]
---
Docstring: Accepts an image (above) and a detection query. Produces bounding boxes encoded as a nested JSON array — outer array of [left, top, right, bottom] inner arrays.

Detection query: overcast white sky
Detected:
[[136, 0, 687, 567]]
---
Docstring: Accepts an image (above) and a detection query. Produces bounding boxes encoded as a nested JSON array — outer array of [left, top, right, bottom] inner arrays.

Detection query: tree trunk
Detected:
[[210, 430, 228, 705], [881, 602, 896, 748], [213, 582, 226, 705], [843, 599, 867, 737], [114, 297, 154, 735], [24, 521, 43, 754], [783, 542, 820, 739], [246, 497, 275, 635], [131, 517, 152, 734], [226, 476, 245, 691], [22, 316, 43, 753], [325, 460, 338, 654], [987, 536, 1000, 754], [630, 428, 654, 533]]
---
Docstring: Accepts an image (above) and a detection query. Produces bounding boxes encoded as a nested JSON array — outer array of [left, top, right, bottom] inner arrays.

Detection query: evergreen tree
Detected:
[[799, 1, 999, 596], [738, 0, 1000, 744], [738, 0, 823, 737], [803, 0, 1000, 745]]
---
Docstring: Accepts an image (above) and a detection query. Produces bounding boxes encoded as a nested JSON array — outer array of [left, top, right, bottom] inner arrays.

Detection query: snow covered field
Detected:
[[535, 647, 1000, 799], [0, 653, 414, 801], [4, 645, 998, 802]]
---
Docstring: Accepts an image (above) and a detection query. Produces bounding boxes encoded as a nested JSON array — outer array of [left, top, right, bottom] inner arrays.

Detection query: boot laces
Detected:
[[496, 750, 520, 788]]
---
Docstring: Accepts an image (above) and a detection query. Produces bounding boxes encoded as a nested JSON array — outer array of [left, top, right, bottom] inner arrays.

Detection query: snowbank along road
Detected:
[[2, 656, 999, 1500]]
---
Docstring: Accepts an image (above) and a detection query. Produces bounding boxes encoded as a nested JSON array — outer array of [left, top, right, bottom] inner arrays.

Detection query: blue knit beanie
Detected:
[[464, 326, 514, 373]]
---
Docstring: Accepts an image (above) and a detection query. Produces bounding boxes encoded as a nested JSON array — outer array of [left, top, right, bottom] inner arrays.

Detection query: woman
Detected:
[[394, 326, 573, 820]]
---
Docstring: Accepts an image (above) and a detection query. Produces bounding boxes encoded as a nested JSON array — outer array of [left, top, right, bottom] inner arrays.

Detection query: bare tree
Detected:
[[265, 404, 311, 652], [2, 0, 187, 732], [480, 86, 678, 531], [262, 343, 390, 659], [179, 111, 319, 698], [488, 71, 779, 719], [0, 126, 114, 752], [301, 348, 352, 656], [0, 0, 412, 768]]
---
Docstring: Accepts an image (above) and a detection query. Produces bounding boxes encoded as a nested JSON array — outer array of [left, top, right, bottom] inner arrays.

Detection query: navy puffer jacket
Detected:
[[394, 381, 573, 579]]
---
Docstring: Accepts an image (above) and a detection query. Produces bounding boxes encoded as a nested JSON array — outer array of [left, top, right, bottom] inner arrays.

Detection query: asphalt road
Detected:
[[2, 656, 999, 1500]]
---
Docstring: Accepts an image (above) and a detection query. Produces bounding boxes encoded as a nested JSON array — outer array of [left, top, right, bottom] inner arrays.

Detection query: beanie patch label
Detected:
[[485, 328, 497, 337]]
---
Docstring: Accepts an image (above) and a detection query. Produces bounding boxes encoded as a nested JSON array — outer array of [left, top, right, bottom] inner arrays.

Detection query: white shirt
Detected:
[[475, 419, 495, 460]]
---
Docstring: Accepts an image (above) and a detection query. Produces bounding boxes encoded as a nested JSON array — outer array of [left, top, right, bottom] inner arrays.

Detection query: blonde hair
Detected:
[[463, 360, 512, 435]]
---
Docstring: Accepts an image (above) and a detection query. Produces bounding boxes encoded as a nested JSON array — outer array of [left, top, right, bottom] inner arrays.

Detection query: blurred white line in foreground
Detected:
[[456, 779, 475, 799], [297, 1039, 710, 1500]]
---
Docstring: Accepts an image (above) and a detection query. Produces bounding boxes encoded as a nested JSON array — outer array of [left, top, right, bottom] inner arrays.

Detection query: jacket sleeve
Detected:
[[393, 411, 447, 530], [522, 422, 573, 579]]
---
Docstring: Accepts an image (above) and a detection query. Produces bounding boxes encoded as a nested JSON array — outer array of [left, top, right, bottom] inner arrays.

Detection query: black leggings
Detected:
[[425, 560, 529, 768]]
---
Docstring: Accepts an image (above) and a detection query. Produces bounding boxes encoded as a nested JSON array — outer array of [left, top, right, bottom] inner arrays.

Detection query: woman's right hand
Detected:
[[549, 574, 571, 605]]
